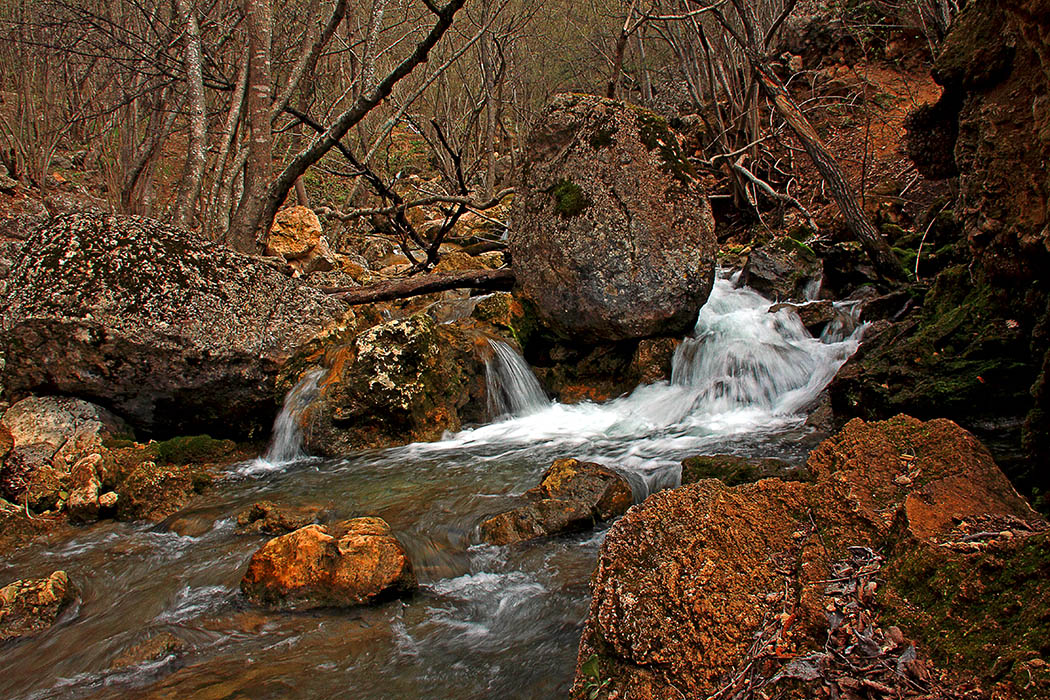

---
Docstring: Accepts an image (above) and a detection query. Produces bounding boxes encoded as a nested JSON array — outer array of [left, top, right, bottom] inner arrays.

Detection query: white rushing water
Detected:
[[486, 339, 550, 419], [244, 367, 326, 473], [403, 277, 864, 486]]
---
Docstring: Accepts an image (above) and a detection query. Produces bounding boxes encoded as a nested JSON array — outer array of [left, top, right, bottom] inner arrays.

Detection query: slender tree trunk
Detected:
[[228, 0, 273, 252], [172, 0, 207, 230]]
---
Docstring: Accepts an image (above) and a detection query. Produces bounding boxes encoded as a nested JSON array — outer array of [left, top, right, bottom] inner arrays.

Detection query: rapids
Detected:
[[0, 277, 863, 699]]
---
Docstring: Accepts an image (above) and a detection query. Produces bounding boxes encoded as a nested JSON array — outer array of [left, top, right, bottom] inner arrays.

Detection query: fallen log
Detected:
[[325, 267, 515, 305]]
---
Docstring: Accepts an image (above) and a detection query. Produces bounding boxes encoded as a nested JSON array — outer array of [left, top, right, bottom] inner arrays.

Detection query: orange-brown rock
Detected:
[[240, 517, 416, 610], [0, 570, 77, 642], [235, 500, 323, 536], [480, 458, 633, 545], [571, 416, 1045, 699]]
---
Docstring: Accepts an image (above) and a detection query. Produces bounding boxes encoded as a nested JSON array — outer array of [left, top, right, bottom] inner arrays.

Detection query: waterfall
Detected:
[[246, 368, 326, 473], [485, 339, 549, 419], [670, 279, 863, 416]]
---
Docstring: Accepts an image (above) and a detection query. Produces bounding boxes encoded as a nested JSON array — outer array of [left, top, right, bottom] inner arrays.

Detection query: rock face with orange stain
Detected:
[[480, 458, 633, 545], [0, 570, 77, 642], [240, 517, 416, 611], [570, 416, 1045, 699]]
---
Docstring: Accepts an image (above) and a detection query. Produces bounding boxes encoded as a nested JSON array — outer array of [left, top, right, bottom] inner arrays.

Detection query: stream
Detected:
[[0, 277, 864, 699]]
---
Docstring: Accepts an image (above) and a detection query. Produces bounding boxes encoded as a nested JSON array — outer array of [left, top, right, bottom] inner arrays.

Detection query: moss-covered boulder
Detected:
[[0, 213, 348, 439], [302, 314, 490, 454], [510, 93, 716, 342]]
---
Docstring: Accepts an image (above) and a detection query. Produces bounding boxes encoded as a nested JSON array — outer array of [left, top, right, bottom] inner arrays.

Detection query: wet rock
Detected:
[[115, 459, 214, 523], [235, 501, 323, 536], [739, 238, 823, 301], [303, 314, 489, 454], [0, 570, 77, 642], [0, 213, 348, 438], [109, 632, 187, 670], [571, 416, 1043, 698], [480, 458, 633, 545], [769, 300, 837, 335], [510, 93, 716, 342], [240, 517, 416, 610], [680, 454, 796, 487]]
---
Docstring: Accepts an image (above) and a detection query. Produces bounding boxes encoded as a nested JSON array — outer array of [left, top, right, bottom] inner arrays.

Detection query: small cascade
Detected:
[[485, 339, 549, 419], [251, 368, 326, 470], [670, 278, 863, 416]]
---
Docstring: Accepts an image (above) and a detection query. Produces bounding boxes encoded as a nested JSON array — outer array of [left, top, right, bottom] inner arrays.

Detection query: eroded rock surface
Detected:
[[240, 517, 416, 610], [0, 571, 77, 642], [510, 93, 716, 342]]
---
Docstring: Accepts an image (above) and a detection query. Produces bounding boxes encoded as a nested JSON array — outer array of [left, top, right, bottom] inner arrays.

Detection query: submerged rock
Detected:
[[0, 213, 348, 438], [480, 458, 632, 545], [680, 454, 795, 486], [510, 93, 716, 342], [108, 632, 187, 671], [240, 517, 416, 610], [0, 570, 77, 642], [235, 501, 324, 536], [571, 416, 1043, 698]]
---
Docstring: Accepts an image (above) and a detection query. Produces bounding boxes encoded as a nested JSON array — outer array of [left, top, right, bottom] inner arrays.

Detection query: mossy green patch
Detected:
[[633, 109, 695, 184], [880, 534, 1050, 697], [148, 435, 235, 465], [547, 179, 591, 218]]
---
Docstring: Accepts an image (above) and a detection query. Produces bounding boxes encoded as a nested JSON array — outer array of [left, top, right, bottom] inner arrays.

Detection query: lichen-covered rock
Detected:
[[114, 458, 215, 523], [1, 396, 130, 455], [302, 314, 489, 454], [0, 214, 348, 438], [240, 517, 416, 610], [510, 93, 716, 342], [739, 238, 823, 301], [0, 570, 77, 642], [571, 416, 1044, 698], [479, 458, 632, 545]]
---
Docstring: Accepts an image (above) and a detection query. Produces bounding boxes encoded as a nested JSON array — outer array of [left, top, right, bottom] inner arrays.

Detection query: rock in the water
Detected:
[[235, 500, 323, 535], [571, 416, 1043, 698], [739, 238, 823, 301], [480, 458, 633, 545], [510, 93, 716, 342], [108, 632, 187, 670], [0, 570, 77, 642], [302, 313, 489, 454], [0, 214, 348, 438], [240, 517, 416, 610], [680, 453, 796, 486]]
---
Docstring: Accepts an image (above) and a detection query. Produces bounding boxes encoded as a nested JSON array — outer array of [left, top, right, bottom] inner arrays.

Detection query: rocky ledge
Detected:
[[572, 416, 1048, 699]]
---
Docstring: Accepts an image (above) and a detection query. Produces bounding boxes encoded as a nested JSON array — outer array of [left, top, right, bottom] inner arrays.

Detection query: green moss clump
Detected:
[[547, 179, 591, 218], [880, 535, 1050, 697], [588, 122, 618, 149], [149, 435, 234, 465], [633, 110, 696, 184], [772, 235, 816, 259]]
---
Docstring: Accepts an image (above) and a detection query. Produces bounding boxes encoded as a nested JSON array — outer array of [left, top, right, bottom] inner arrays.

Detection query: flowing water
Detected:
[[0, 278, 863, 700]]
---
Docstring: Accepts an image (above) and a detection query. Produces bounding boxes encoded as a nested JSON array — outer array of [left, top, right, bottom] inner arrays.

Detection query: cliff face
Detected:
[[916, 0, 1050, 284]]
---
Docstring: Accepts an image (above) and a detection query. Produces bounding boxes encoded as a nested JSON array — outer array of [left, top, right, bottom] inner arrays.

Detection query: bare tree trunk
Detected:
[[246, 0, 469, 244], [228, 0, 273, 253], [171, 0, 207, 230], [207, 47, 249, 239], [752, 64, 904, 281], [479, 0, 497, 200]]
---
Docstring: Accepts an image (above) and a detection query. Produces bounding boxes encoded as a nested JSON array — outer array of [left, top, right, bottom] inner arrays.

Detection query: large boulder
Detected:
[[571, 416, 1043, 698], [738, 237, 823, 301], [0, 570, 77, 642], [510, 93, 716, 342], [240, 517, 416, 610], [479, 458, 633, 545], [0, 214, 348, 438]]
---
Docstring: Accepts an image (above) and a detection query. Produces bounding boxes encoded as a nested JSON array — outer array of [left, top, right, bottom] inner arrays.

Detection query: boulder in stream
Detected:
[[738, 237, 823, 301], [480, 458, 633, 545], [0, 213, 348, 438], [0, 570, 77, 642], [510, 93, 716, 342], [240, 517, 417, 610], [571, 416, 1045, 698]]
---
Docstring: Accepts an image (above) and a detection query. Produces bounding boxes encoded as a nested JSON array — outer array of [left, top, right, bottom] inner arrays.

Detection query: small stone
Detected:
[[99, 491, 119, 509], [894, 474, 913, 486]]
